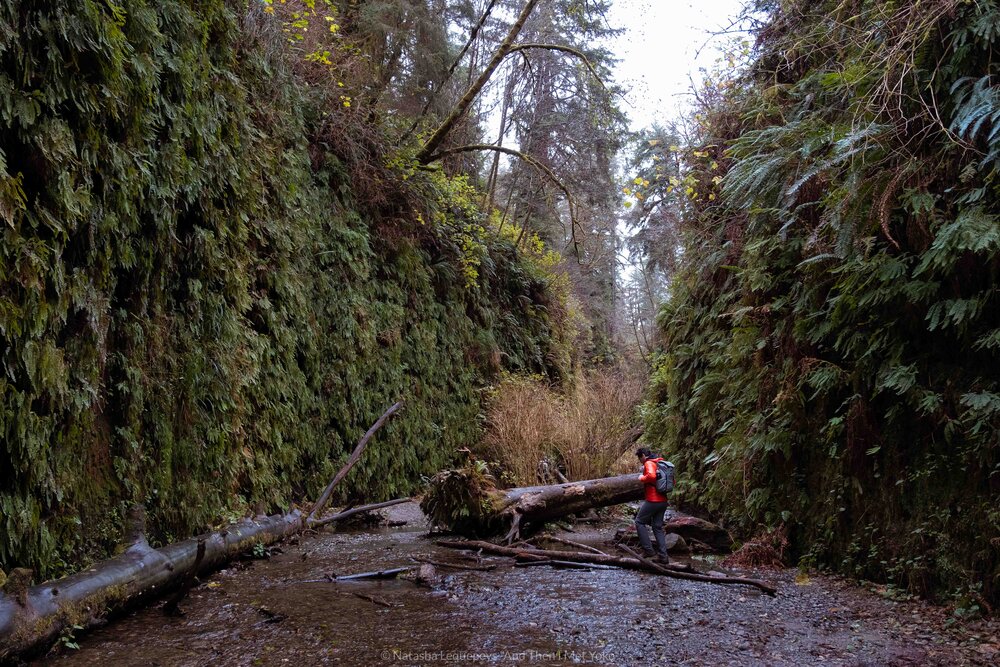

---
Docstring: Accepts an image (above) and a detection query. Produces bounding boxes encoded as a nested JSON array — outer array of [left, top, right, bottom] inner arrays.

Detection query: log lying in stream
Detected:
[[422, 470, 646, 541], [0, 402, 406, 662], [0, 509, 305, 662], [0, 494, 410, 661], [437, 539, 778, 596]]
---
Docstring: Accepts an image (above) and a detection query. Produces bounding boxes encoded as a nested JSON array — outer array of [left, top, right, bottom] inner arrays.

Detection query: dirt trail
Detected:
[[40, 503, 998, 666]]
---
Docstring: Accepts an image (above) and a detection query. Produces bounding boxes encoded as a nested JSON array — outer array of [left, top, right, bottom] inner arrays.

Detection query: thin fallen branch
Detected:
[[411, 557, 497, 572], [299, 567, 414, 584], [541, 536, 610, 556], [334, 567, 413, 582], [515, 559, 617, 570], [618, 543, 673, 571], [307, 401, 404, 522], [351, 592, 396, 608], [625, 544, 778, 596], [437, 540, 777, 596], [310, 498, 410, 528]]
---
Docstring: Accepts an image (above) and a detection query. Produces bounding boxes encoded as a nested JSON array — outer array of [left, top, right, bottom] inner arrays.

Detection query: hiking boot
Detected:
[[641, 549, 657, 559], [655, 553, 671, 565]]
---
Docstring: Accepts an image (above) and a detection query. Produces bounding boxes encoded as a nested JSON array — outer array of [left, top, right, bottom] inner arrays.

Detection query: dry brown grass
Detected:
[[481, 367, 645, 486], [722, 527, 789, 570]]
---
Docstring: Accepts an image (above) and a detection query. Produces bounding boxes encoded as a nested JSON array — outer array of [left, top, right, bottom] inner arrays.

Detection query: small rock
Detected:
[[663, 533, 690, 554]]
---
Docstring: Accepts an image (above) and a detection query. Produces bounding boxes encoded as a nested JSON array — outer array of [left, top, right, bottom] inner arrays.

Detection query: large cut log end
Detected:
[[420, 467, 510, 537]]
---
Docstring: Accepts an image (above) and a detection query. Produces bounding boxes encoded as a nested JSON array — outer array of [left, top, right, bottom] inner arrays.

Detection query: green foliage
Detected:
[[419, 462, 506, 537], [0, 0, 567, 577], [645, 0, 1000, 604]]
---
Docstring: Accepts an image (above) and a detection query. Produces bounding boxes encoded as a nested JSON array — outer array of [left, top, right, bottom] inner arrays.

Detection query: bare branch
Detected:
[[506, 43, 607, 91], [426, 143, 581, 259]]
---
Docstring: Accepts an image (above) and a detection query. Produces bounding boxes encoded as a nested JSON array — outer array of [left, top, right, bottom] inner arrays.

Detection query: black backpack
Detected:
[[654, 460, 675, 494]]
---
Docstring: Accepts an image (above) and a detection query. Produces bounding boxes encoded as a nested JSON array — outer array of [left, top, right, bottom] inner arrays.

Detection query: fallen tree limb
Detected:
[[351, 592, 396, 608], [411, 557, 497, 572], [515, 560, 617, 570], [618, 543, 674, 572], [308, 401, 404, 522], [437, 540, 777, 596], [444, 539, 697, 573], [540, 536, 610, 556], [297, 566, 414, 584], [334, 567, 413, 582], [310, 498, 410, 528]]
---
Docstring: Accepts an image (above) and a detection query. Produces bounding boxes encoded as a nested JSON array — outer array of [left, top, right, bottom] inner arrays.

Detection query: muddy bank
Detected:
[[40, 503, 998, 666]]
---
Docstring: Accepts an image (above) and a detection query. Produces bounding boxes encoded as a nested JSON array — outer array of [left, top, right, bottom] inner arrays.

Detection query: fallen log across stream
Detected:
[[0, 402, 405, 663], [422, 469, 647, 542], [437, 540, 778, 596]]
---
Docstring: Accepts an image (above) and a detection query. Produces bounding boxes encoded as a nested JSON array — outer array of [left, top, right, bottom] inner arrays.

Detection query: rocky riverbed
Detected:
[[40, 503, 998, 666]]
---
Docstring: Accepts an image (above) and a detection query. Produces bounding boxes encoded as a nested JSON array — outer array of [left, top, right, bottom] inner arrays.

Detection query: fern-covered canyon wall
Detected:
[[643, 0, 1000, 605], [0, 1, 571, 578]]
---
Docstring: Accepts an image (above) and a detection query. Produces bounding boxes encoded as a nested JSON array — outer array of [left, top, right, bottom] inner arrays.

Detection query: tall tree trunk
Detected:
[[486, 70, 516, 210]]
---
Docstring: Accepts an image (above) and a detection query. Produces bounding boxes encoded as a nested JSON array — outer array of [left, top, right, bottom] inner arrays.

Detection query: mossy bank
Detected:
[[0, 1, 571, 578], [644, 0, 1000, 606]]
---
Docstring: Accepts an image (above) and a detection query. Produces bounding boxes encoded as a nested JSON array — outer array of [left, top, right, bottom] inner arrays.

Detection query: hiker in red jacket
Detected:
[[635, 447, 670, 563]]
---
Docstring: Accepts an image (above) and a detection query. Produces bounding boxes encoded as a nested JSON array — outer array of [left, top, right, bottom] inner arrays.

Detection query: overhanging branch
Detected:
[[505, 43, 607, 91]]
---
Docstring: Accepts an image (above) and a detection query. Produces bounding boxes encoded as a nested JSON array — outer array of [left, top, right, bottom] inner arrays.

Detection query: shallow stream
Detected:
[[41, 503, 998, 666]]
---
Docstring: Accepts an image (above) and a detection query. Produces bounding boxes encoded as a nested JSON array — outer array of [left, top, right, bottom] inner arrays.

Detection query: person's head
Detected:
[[635, 447, 654, 462]]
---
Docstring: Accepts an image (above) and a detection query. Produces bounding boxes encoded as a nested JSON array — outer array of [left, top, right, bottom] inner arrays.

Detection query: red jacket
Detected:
[[639, 458, 669, 503]]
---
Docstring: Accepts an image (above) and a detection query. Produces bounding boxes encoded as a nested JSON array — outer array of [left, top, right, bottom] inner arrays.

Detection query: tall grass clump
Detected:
[[481, 367, 644, 485]]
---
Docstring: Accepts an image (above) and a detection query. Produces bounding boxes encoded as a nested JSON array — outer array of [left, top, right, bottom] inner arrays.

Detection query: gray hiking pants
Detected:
[[634, 500, 669, 556]]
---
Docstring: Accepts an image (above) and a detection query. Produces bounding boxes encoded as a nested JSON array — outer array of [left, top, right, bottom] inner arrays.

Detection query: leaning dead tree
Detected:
[[415, 0, 542, 163], [0, 402, 404, 662], [414, 1, 606, 164], [422, 469, 645, 542]]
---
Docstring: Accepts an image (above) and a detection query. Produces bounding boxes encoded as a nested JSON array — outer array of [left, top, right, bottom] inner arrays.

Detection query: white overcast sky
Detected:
[[605, 0, 748, 130]]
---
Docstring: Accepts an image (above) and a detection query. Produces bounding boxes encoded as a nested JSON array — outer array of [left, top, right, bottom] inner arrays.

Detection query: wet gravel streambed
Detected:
[[40, 503, 998, 666]]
